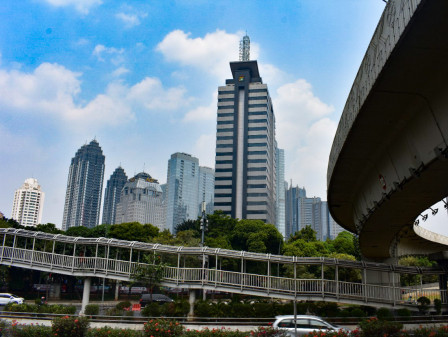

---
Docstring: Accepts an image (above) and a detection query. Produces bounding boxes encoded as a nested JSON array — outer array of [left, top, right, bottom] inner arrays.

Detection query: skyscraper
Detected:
[[102, 166, 128, 225], [165, 152, 200, 233], [276, 148, 286, 237], [62, 140, 105, 230], [198, 166, 215, 216], [213, 34, 277, 224], [285, 184, 306, 238], [11, 178, 45, 227], [115, 172, 166, 231]]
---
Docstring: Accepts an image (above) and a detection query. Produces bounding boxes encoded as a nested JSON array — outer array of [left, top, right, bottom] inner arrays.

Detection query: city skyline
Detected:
[[2, 1, 446, 236]]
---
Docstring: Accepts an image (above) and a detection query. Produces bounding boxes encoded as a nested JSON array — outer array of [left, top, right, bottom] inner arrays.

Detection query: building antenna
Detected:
[[143, 162, 146, 173], [239, 33, 250, 61]]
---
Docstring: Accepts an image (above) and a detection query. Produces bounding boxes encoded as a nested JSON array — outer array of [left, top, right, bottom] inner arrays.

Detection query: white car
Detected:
[[273, 315, 347, 337], [0, 293, 24, 306]]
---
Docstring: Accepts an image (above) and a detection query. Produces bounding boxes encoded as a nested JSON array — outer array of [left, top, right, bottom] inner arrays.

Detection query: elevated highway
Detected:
[[327, 0, 448, 260]]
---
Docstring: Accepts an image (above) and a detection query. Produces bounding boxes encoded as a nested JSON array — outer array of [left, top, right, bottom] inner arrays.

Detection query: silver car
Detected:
[[273, 315, 346, 337], [0, 293, 24, 306]]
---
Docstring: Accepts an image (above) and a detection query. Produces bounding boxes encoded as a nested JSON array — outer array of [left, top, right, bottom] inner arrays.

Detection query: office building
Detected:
[[276, 148, 286, 237], [213, 34, 277, 224], [62, 139, 105, 230], [102, 166, 128, 225], [165, 152, 200, 233], [11, 178, 45, 227], [285, 184, 306, 239], [115, 172, 165, 231], [198, 166, 215, 216]]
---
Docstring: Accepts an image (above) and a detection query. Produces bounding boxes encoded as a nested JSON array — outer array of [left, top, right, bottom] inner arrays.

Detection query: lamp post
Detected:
[[200, 201, 208, 300]]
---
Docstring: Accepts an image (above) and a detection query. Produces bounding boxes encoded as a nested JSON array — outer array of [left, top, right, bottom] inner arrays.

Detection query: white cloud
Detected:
[[193, 133, 216, 168], [0, 62, 190, 129], [41, 0, 102, 14], [183, 92, 217, 122], [92, 45, 125, 64], [273, 79, 335, 199], [157, 29, 249, 79], [116, 12, 147, 28], [127, 77, 189, 111], [111, 67, 130, 78]]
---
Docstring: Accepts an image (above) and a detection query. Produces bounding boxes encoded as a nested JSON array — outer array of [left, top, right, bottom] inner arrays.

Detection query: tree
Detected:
[[109, 222, 159, 242], [288, 225, 317, 243], [230, 220, 283, 254], [332, 231, 356, 256], [174, 219, 200, 235], [132, 254, 166, 301]]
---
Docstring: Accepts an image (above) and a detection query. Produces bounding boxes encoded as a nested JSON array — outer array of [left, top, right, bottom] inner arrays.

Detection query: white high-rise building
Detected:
[[11, 178, 45, 227], [276, 148, 286, 237], [213, 34, 277, 224], [115, 172, 166, 231]]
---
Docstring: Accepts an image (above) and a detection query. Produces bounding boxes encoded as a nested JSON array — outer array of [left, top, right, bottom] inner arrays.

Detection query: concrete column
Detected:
[[115, 280, 120, 301], [80, 277, 91, 315], [187, 290, 196, 320], [439, 274, 447, 304]]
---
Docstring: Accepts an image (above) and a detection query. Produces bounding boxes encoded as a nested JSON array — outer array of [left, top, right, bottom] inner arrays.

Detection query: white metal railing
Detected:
[[0, 244, 445, 306]]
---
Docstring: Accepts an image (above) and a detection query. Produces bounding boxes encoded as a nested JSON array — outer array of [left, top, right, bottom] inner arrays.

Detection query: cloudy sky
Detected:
[[1, 0, 445, 234]]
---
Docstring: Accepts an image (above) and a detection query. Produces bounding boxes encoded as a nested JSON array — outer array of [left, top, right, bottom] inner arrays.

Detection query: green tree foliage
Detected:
[[108, 222, 159, 242], [230, 219, 283, 254], [399, 256, 437, 286], [0, 217, 21, 228], [65, 225, 92, 237], [174, 219, 200, 235], [288, 225, 317, 242], [133, 254, 166, 300], [331, 231, 356, 256], [35, 223, 63, 234]]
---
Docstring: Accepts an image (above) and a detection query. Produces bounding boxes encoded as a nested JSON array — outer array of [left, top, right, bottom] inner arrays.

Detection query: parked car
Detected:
[[139, 293, 174, 307], [0, 293, 24, 306], [273, 315, 347, 337]]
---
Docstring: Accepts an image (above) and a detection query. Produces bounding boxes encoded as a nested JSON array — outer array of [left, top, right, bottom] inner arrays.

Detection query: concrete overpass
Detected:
[[327, 0, 448, 260]]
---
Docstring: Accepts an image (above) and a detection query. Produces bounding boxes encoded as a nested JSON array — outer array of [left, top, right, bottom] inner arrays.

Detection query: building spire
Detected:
[[239, 33, 250, 61]]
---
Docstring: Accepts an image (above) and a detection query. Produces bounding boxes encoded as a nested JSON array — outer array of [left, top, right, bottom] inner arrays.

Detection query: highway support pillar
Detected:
[[429, 251, 448, 306], [363, 258, 400, 304], [187, 289, 196, 321], [80, 277, 91, 315]]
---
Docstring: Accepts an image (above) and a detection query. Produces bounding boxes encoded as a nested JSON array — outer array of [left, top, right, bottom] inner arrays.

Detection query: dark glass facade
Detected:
[[62, 140, 105, 230], [102, 166, 127, 225]]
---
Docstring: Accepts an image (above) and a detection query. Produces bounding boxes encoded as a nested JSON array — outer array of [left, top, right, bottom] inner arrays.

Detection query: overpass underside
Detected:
[[328, 0, 448, 260]]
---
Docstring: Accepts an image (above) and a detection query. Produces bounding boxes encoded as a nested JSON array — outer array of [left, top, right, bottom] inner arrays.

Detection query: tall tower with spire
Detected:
[[102, 166, 128, 225], [213, 35, 277, 225], [62, 140, 105, 230]]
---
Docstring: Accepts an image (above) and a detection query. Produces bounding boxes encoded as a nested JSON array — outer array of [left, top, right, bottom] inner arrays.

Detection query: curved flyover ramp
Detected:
[[327, 0, 448, 260]]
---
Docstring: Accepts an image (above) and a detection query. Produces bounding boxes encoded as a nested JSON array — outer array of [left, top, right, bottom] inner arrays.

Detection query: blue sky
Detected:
[[1, 0, 445, 234]]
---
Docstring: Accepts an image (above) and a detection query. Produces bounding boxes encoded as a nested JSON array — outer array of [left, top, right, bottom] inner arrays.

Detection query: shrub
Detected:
[[10, 323, 52, 337], [184, 328, 247, 337], [359, 317, 402, 337], [142, 302, 161, 317], [253, 325, 287, 337], [376, 307, 393, 320], [231, 302, 253, 318], [417, 296, 430, 315], [253, 302, 274, 318], [116, 301, 132, 310], [143, 319, 183, 337], [434, 298, 442, 315], [52, 315, 89, 337], [193, 300, 212, 317], [395, 308, 411, 320], [87, 326, 143, 337], [106, 308, 123, 316], [173, 299, 189, 317], [84, 304, 100, 316]]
